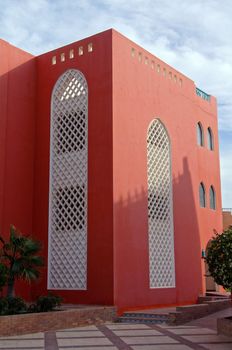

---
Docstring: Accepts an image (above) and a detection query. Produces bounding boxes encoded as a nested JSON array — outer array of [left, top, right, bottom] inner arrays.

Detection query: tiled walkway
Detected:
[[0, 308, 232, 350]]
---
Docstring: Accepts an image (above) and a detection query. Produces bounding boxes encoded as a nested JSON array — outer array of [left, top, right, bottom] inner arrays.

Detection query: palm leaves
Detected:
[[0, 225, 44, 297]]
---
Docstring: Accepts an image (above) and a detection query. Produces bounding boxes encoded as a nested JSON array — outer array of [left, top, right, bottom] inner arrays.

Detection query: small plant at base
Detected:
[[0, 225, 44, 297], [0, 296, 27, 315], [28, 293, 62, 313], [36, 293, 62, 312], [0, 263, 8, 293]]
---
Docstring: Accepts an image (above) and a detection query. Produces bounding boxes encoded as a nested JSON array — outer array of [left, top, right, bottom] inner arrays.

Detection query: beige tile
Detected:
[[200, 344, 232, 350], [114, 329, 162, 336], [158, 325, 197, 329], [0, 339, 44, 348], [121, 336, 179, 345], [132, 345, 192, 350], [56, 330, 103, 338], [58, 337, 112, 346], [106, 324, 149, 330], [182, 334, 232, 343], [0, 332, 44, 339], [57, 325, 98, 331], [168, 328, 216, 335], [59, 347, 117, 350]]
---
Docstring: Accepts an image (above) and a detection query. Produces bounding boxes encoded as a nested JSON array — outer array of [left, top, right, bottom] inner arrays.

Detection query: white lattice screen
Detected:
[[147, 119, 175, 288], [48, 69, 88, 289]]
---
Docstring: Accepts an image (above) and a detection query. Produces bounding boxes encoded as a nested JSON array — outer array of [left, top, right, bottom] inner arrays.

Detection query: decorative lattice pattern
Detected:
[[147, 119, 175, 288], [48, 69, 88, 289]]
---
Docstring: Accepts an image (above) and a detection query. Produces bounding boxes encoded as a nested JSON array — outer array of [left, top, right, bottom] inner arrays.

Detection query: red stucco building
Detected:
[[0, 29, 222, 311]]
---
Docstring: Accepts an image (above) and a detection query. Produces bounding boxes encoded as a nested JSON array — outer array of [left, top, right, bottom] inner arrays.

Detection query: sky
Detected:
[[0, 0, 231, 207]]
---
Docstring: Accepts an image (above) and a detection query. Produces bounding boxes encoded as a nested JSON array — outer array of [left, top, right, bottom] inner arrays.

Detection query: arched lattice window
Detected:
[[197, 122, 204, 146], [207, 127, 214, 150], [147, 119, 175, 288], [48, 69, 88, 290], [199, 182, 206, 208], [209, 186, 216, 210]]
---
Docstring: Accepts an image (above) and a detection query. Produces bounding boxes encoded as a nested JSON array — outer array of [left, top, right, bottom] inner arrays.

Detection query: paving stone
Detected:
[[167, 327, 216, 335], [57, 336, 113, 346], [106, 324, 150, 330], [57, 325, 98, 331], [131, 345, 192, 350], [121, 336, 179, 345], [113, 329, 162, 336], [182, 334, 232, 343], [157, 325, 197, 329], [0, 338, 44, 348], [56, 330, 103, 337], [0, 332, 44, 339], [200, 344, 232, 350], [59, 348, 118, 350]]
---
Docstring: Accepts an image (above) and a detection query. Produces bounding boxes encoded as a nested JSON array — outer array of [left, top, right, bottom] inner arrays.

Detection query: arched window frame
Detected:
[[197, 122, 204, 146], [147, 118, 175, 289], [209, 185, 216, 210], [48, 69, 88, 290], [199, 182, 206, 208], [207, 127, 214, 150]]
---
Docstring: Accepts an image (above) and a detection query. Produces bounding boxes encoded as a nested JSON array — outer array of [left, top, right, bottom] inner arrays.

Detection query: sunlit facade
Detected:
[[0, 29, 222, 310]]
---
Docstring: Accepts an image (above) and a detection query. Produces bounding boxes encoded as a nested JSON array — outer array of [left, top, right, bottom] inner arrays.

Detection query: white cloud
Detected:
[[0, 0, 232, 205]]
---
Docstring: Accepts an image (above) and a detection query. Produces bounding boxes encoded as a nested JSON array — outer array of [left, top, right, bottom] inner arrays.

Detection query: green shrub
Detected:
[[36, 293, 62, 312], [0, 263, 8, 291], [0, 297, 8, 315], [28, 293, 62, 313], [0, 296, 27, 315]]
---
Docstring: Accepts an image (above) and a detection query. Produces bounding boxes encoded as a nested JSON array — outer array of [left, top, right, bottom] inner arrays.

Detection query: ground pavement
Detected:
[[0, 307, 232, 350]]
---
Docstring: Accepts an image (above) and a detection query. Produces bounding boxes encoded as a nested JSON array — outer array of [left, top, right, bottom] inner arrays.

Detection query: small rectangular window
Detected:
[[69, 49, 74, 59], [88, 43, 93, 52], [157, 64, 160, 73], [60, 53, 65, 62], [78, 46, 84, 56], [169, 72, 172, 79], [145, 57, 148, 65], [151, 61, 154, 69], [52, 56, 56, 65], [138, 52, 142, 62], [174, 75, 177, 83], [163, 68, 166, 76], [131, 48, 135, 57]]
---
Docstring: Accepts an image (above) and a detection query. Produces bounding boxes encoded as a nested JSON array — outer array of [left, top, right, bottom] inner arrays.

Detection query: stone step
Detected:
[[116, 312, 169, 324], [116, 316, 168, 324], [123, 312, 169, 320]]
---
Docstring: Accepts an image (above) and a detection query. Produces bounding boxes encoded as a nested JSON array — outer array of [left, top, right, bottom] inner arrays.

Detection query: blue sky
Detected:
[[0, 0, 231, 207]]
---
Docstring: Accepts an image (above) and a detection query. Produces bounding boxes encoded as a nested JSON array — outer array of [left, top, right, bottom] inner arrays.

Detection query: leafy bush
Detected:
[[206, 227, 232, 292], [36, 293, 62, 312], [0, 225, 43, 297], [0, 296, 27, 315], [0, 297, 8, 315], [28, 293, 62, 313], [0, 263, 8, 291]]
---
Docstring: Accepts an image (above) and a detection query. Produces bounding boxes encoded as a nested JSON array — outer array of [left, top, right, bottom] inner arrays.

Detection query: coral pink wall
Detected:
[[112, 30, 222, 310], [0, 40, 36, 299], [0, 30, 223, 309], [32, 30, 114, 304]]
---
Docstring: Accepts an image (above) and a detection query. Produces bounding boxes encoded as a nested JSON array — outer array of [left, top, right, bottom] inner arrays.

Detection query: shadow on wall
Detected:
[[113, 156, 203, 308], [173, 157, 202, 302]]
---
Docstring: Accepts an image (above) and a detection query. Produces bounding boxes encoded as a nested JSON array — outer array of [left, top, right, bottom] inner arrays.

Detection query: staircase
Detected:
[[116, 311, 169, 324]]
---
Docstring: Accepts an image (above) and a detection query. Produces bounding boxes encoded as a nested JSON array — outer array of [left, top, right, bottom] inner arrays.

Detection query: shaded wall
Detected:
[[0, 39, 36, 299]]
